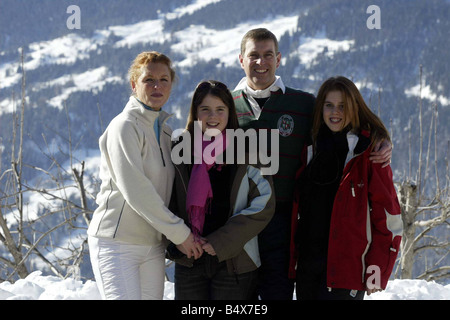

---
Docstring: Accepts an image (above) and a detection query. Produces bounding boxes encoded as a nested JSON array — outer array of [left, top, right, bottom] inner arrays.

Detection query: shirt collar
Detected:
[[234, 75, 286, 98]]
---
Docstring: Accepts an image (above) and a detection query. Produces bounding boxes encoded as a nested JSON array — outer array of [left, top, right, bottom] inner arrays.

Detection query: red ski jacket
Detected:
[[290, 131, 403, 291]]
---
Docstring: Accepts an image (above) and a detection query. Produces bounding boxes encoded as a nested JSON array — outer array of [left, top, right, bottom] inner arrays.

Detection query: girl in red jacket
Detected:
[[292, 76, 403, 300]]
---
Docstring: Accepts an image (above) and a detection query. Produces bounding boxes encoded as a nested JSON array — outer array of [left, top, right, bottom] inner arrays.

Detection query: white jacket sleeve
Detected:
[[103, 117, 190, 245]]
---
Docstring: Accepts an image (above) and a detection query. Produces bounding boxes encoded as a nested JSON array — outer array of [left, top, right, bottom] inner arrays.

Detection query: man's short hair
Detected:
[[240, 28, 279, 55]]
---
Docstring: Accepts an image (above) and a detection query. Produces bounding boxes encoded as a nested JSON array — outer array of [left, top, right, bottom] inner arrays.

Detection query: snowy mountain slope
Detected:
[[0, 0, 314, 174], [0, 8, 301, 112], [0, 0, 449, 284]]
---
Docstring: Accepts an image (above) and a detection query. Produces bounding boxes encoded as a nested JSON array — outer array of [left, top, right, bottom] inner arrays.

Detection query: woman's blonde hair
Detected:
[[128, 51, 176, 88], [312, 76, 391, 149]]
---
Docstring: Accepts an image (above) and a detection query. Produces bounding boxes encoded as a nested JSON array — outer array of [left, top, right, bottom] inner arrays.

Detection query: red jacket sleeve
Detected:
[[365, 163, 403, 289]]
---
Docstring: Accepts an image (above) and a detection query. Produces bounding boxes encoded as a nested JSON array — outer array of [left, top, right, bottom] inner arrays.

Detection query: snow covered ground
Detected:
[[0, 271, 448, 300]]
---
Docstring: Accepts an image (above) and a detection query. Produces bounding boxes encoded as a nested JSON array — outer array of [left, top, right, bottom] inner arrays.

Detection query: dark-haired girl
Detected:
[[167, 80, 275, 300]]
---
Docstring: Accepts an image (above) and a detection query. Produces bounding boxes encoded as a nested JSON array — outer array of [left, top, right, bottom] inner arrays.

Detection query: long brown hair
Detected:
[[312, 76, 391, 149]]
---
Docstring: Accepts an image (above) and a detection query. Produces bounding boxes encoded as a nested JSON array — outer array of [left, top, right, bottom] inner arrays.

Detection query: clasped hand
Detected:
[[176, 233, 216, 259], [369, 139, 393, 168]]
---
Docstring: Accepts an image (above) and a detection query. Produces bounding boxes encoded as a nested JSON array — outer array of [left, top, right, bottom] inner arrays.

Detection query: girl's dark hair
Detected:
[[185, 80, 239, 135]]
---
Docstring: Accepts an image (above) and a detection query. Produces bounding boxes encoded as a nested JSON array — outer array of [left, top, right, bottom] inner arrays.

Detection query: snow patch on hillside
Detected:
[[172, 15, 299, 68], [47, 67, 122, 109], [0, 32, 109, 92], [109, 19, 166, 48], [405, 83, 450, 106], [291, 35, 355, 78], [165, 0, 223, 20]]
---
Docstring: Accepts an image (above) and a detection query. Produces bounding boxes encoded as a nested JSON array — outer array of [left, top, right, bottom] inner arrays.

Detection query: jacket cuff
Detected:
[[165, 242, 194, 267], [168, 226, 191, 245]]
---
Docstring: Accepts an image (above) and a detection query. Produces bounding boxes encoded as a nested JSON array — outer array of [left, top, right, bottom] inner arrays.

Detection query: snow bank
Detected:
[[0, 271, 101, 300], [0, 271, 448, 300], [365, 278, 450, 300]]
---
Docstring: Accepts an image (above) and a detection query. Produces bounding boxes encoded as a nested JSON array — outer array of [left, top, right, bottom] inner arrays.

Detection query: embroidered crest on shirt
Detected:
[[277, 114, 294, 137]]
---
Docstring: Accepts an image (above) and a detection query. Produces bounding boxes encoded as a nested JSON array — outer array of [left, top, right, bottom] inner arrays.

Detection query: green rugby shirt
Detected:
[[232, 87, 315, 203]]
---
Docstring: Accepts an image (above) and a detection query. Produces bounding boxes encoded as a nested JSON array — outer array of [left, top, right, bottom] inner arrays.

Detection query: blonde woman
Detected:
[[88, 52, 202, 300]]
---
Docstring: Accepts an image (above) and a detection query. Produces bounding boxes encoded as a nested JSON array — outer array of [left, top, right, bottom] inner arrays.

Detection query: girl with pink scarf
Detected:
[[167, 80, 275, 300]]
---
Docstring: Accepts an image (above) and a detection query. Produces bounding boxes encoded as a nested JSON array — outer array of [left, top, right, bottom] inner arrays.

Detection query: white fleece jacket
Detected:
[[88, 96, 190, 246]]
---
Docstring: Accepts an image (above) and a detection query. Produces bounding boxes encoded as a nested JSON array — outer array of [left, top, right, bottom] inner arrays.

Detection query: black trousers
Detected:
[[174, 254, 258, 300], [256, 204, 295, 300], [296, 257, 365, 300]]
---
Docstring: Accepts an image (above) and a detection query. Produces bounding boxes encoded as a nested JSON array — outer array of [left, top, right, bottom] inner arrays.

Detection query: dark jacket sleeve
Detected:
[[206, 164, 275, 262]]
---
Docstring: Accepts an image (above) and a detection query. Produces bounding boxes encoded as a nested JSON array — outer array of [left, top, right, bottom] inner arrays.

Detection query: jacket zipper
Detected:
[[174, 164, 188, 194], [158, 129, 172, 167], [159, 146, 166, 167], [351, 180, 356, 197], [157, 114, 173, 167]]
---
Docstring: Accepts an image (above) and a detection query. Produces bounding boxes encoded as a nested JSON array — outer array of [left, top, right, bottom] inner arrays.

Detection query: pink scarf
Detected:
[[186, 132, 228, 239]]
